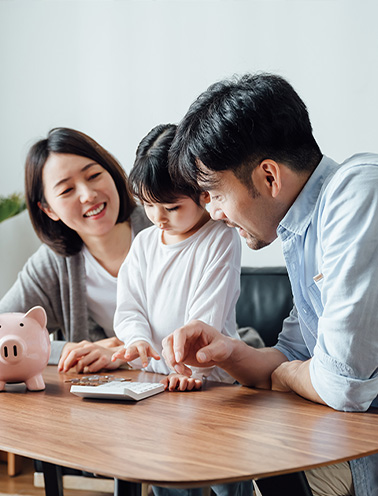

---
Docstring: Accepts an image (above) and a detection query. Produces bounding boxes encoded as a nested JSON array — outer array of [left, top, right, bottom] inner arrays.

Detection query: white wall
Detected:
[[1, 0, 377, 267]]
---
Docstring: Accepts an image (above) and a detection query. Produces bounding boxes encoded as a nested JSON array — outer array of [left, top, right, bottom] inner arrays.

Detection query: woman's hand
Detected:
[[58, 339, 126, 373], [160, 373, 202, 392], [111, 340, 160, 368]]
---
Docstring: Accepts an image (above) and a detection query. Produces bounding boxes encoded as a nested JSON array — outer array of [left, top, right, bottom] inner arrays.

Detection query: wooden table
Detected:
[[1, 366, 378, 494]]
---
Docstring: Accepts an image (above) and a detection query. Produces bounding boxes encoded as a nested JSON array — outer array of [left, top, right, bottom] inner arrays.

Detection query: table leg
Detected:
[[7, 452, 23, 476], [40, 461, 64, 496], [114, 479, 142, 496], [255, 471, 312, 496]]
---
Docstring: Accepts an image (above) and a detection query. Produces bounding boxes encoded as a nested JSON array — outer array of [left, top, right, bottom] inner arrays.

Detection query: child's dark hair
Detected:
[[129, 124, 202, 205]]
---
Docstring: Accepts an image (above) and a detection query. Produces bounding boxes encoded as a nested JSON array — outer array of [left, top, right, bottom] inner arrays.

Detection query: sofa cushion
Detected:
[[236, 267, 293, 347]]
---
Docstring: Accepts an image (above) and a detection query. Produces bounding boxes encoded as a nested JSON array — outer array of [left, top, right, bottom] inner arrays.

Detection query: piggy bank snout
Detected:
[[0, 336, 26, 364]]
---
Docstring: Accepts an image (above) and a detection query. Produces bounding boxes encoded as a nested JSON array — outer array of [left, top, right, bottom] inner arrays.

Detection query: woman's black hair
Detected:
[[25, 127, 136, 256], [129, 124, 202, 205]]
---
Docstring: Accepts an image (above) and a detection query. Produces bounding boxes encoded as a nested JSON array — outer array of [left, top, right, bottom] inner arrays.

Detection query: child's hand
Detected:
[[112, 340, 160, 368], [111, 348, 129, 363], [160, 373, 202, 392]]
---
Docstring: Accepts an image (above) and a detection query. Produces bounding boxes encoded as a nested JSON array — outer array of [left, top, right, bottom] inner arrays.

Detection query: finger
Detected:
[[194, 379, 203, 390], [188, 380, 196, 391], [148, 346, 161, 361], [195, 335, 231, 365], [111, 350, 126, 362], [70, 348, 101, 373], [178, 376, 189, 391], [187, 378, 203, 391], [61, 350, 82, 373], [58, 345, 73, 372], [137, 344, 149, 368], [123, 345, 139, 362], [172, 320, 207, 363], [168, 375, 180, 391], [84, 355, 110, 373], [174, 362, 193, 377], [161, 335, 176, 369], [160, 377, 169, 390]]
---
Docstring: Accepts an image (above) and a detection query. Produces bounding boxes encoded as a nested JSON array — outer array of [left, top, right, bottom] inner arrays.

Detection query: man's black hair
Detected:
[[169, 73, 322, 188]]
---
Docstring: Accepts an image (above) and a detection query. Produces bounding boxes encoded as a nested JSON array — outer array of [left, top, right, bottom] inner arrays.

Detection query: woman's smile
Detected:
[[84, 202, 106, 218]]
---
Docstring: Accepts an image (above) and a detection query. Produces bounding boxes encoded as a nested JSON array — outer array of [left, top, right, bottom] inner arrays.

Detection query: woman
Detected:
[[0, 127, 151, 373]]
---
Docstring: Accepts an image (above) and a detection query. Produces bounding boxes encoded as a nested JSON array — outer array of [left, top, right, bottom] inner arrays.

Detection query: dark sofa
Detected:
[[236, 266, 293, 347]]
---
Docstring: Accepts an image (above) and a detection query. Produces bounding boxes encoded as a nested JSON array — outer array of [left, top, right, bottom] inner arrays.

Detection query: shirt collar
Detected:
[[278, 155, 340, 238]]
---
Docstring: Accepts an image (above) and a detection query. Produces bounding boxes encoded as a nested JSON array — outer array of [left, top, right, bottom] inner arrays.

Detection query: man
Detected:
[[162, 73, 378, 496]]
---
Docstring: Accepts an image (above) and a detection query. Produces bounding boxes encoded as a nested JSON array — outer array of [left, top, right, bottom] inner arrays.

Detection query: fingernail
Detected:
[[197, 351, 206, 362], [175, 352, 182, 362]]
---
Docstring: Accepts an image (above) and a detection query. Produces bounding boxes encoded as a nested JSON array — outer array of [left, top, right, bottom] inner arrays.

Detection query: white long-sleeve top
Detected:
[[114, 219, 241, 382]]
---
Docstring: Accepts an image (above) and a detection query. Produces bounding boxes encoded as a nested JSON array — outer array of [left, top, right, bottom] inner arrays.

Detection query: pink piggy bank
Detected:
[[0, 306, 50, 391]]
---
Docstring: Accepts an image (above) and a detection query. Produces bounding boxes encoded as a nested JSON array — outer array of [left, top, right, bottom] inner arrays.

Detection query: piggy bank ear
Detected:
[[24, 306, 47, 329]]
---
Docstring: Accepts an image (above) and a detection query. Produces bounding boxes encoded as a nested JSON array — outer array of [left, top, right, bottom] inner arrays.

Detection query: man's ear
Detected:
[[256, 159, 282, 198], [200, 191, 211, 206], [38, 201, 60, 221]]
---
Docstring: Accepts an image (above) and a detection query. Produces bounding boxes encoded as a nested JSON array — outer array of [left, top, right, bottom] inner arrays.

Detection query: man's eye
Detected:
[[166, 206, 179, 212]]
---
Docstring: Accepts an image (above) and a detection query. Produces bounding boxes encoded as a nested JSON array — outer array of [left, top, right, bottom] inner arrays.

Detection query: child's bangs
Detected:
[[137, 184, 183, 205]]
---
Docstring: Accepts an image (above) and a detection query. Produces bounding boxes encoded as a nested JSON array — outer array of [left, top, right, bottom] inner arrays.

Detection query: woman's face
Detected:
[[40, 153, 120, 242]]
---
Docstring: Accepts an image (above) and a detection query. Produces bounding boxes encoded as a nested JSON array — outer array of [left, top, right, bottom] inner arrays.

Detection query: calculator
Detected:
[[70, 380, 165, 401]]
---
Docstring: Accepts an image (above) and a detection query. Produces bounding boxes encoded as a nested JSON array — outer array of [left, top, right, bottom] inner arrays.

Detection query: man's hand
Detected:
[[111, 340, 160, 368], [162, 320, 235, 376], [160, 373, 202, 392], [58, 340, 124, 373]]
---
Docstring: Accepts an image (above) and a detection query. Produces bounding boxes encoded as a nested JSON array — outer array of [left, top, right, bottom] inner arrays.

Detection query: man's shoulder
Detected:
[[339, 153, 378, 173], [327, 153, 378, 192]]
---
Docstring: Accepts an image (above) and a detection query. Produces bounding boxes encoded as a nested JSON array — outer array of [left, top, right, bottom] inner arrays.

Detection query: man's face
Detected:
[[198, 164, 280, 250]]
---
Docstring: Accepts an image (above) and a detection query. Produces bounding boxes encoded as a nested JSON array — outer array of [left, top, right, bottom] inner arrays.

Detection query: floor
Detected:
[[0, 457, 112, 496]]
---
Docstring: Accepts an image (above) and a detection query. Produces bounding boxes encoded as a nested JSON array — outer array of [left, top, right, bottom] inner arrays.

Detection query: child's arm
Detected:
[[114, 235, 157, 367], [112, 340, 160, 368], [160, 372, 202, 392]]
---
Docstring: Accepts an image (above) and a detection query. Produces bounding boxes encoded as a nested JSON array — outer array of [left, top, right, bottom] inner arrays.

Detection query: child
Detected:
[[112, 123, 243, 386], [112, 124, 252, 495]]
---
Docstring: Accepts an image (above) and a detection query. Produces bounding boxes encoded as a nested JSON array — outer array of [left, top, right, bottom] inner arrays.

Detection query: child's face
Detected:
[[143, 194, 209, 242]]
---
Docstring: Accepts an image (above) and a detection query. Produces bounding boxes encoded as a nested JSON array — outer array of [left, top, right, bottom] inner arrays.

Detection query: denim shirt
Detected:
[[274, 154, 378, 496]]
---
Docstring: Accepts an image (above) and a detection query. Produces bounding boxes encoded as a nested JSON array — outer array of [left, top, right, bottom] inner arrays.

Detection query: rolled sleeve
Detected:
[[310, 344, 378, 411]]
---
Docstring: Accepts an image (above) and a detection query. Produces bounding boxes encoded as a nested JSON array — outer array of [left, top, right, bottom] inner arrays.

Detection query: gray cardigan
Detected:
[[0, 207, 151, 363]]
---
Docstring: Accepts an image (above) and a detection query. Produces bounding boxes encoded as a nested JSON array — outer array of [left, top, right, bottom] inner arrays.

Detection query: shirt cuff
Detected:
[[310, 345, 378, 412]]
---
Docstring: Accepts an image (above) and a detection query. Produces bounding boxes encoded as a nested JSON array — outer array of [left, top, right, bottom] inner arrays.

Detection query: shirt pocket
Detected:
[[307, 273, 324, 316]]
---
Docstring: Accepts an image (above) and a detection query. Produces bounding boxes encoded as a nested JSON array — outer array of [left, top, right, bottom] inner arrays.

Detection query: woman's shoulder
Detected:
[[26, 243, 84, 273]]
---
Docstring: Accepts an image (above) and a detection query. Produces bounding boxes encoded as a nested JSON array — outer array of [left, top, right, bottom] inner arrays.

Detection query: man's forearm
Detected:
[[271, 358, 326, 405], [220, 340, 289, 389]]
